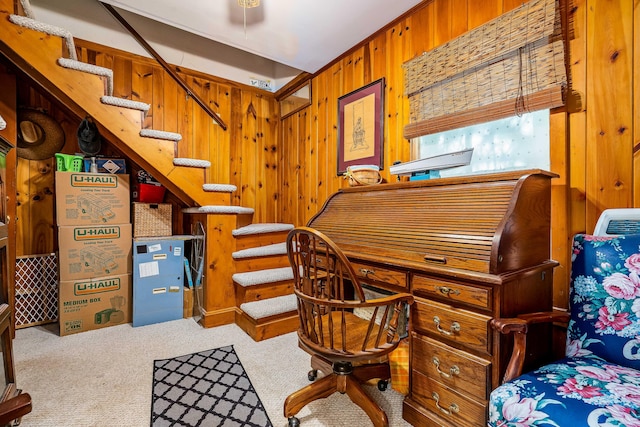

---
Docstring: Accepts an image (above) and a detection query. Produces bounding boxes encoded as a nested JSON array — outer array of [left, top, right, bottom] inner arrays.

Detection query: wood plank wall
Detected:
[[8, 0, 638, 312], [280, 0, 638, 309]]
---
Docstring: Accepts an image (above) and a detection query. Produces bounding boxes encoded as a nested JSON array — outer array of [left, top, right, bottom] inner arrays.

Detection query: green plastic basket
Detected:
[[55, 153, 84, 172]]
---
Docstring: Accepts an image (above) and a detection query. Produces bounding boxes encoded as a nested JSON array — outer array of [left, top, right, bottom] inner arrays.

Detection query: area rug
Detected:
[[151, 345, 273, 427]]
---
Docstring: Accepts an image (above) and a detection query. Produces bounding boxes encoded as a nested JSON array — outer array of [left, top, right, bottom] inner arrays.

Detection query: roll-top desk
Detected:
[[307, 169, 557, 427]]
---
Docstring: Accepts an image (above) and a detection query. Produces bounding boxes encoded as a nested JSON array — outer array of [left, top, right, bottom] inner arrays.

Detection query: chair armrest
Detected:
[[0, 393, 32, 425], [492, 309, 570, 383]]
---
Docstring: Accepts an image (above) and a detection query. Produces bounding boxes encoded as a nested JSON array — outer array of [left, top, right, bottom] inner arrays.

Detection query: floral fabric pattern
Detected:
[[489, 234, 640, 427]]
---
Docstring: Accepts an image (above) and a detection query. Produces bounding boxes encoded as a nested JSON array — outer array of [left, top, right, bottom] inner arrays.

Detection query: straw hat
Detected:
[[17, 108, 65, 160]]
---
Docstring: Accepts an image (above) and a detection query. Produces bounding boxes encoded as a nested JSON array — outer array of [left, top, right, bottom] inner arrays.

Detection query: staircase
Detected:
[[0, 0, 298, 341]]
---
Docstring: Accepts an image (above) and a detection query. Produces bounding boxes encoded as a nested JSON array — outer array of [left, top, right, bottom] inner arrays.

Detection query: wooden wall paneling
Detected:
[[212, 84, 232, 186], [280, 115, 296, 225], [239, 91, 257, 215], [326, 62, 343, 203], [550, 111, 570, 308], [384, 20, 411, 184], [568, 0, 587, 235], [295, 109, 307, 225], [434, 0, 453, 47], [22, 159, 54, 255], [191, 76, 211, 166], [585, 0, 633, 230], [176, 74, 194, 160], [14, 160, 29, 257], [150, 67, 164, 133], [112, 56, 132, 99], [502, 0, 528, 13], [408, 1, 435, 58], [131, 62, 154, 130], [265, 95, 280, 223], [302, 104, 315, 223], [314, 72, 329, 216], [450, 0, 469, 39], [467, 0, 503, 30], [229, 87, 242, 208], [162, 72, 179, 134], [253, 93, 267, 223]]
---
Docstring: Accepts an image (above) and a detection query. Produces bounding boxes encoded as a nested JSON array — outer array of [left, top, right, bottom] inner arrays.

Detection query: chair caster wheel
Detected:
[[377, 380, 388, 391], [308, 369, 317, 381], [288, 416, 300, 427]]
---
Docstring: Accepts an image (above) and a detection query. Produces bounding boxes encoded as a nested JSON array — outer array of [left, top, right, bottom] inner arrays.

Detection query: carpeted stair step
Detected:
[[233, 242, 290, 273], [233, 266, 294, 305], [57, 58, 113, 96], [9, 15, 77, 60], [236, 294, 299, 341], [233, 266, 294, 287], [233, 223, 294, 250], [100, 96, 150, 113], [182, 205, 254, 215], [232, 242, 287, 259], [173, 158, 211, 168], [202, 183, 237, 193], [240, 294, 297, 320], [139, 128, 182, 142]]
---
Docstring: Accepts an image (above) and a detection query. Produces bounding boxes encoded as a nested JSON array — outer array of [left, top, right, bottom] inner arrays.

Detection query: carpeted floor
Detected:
[[151, 346, 271, 427], [12, 318, 411, 426]]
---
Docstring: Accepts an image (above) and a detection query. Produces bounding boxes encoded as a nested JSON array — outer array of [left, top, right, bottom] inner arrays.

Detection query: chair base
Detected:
[[283, 356, 391, 427]]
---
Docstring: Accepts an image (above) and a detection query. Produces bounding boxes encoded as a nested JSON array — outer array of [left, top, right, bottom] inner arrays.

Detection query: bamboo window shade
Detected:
[[403, 0, 566, 139]]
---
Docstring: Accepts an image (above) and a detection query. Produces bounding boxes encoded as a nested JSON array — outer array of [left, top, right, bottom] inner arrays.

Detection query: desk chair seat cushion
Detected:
[[489, 234, 640, 426]]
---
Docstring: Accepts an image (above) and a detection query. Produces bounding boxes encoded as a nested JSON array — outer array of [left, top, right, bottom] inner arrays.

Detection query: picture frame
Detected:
[[337, 78, 384, 175]]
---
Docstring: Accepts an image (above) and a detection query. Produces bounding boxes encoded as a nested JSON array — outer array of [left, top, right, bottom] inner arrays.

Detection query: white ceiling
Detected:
[[97, 0, 423, 75]]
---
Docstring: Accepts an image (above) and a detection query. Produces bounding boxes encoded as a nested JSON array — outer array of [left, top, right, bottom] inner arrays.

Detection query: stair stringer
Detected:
[[0, 2, 225, 207]]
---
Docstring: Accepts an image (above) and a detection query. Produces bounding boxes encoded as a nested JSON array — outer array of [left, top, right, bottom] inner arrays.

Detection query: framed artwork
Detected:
[[337, 78, 384, 175]]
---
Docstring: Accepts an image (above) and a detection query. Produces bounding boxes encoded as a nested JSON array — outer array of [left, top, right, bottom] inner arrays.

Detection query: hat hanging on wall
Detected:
[[77, 116, 101, 156], [16, 108, 66, 160]]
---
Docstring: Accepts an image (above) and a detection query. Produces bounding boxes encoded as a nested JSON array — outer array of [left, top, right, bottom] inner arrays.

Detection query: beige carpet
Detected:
[[13, 318, 411, 426]]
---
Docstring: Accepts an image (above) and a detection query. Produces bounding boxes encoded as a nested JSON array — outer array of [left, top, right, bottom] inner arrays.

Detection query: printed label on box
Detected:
[[58, 224, 132, 281], [59, 274, 132, 336], [56, 172, 130, 226]]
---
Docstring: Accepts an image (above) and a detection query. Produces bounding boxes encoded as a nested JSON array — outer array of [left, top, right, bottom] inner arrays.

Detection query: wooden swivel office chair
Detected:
[[284, 227, 413, 427]]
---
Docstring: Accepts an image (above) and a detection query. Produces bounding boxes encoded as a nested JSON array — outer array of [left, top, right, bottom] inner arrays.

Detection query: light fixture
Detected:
[[238, 0, 259, 7], [238, 0, 260, 38]]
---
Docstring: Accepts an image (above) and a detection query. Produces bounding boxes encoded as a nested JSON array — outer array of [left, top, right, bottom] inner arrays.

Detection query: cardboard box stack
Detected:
[[55, 171, 133, 336]]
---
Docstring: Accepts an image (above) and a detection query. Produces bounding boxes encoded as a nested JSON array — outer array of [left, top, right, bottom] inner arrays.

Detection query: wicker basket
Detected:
[[344, 165, 382, 187], [132, 202, 172, 237]]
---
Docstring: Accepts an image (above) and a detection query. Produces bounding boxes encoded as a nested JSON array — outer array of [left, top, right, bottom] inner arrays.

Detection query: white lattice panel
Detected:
[[15, 254, 58, 328]]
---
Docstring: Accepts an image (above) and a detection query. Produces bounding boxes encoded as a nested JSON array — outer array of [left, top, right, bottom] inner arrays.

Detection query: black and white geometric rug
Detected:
[[151, 345, 273, 427]]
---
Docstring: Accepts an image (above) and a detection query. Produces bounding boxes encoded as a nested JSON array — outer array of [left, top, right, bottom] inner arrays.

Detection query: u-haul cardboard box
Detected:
[[55, 172, 130, 225], [58, 223, 132, 281], [59, 274, 132, 336]]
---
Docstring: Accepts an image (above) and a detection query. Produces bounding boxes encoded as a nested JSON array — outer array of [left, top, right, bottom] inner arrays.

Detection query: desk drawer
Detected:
[[411, 369, 486, 427], [411, 333, 490, 400], [412, 275, 491, 310], [351, 262, 407, 289], [413, 298, 491, 354]]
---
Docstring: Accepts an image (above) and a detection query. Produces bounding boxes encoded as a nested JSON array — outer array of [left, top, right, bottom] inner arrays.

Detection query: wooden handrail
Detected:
[[99, 2, 227, 130]]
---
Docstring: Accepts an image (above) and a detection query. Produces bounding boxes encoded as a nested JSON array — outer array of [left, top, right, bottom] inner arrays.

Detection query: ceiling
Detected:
[[97, 0, 424, 75]]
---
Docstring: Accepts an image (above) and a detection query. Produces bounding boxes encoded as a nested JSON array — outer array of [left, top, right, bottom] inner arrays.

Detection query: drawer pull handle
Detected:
[[359, 268, 376, 276], [435, 286, 460, 297], [433, 316, 461, 336], [431, 392, 459, 415], [432, 357, 460, 378]]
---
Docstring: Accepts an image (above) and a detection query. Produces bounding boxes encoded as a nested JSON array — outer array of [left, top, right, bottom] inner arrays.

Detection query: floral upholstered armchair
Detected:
[[489, 234, 640, 427]]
